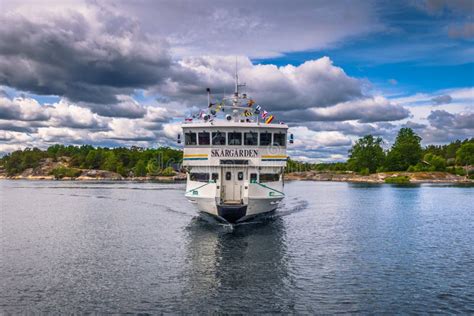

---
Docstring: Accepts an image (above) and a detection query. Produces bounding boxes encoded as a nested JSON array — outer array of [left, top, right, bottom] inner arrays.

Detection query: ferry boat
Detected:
[[180, 74, 291, 223]]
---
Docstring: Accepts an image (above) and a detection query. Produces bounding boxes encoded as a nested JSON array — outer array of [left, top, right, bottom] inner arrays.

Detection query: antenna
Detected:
[[234, 56, 246, 96], [235, 56, 238, 95]]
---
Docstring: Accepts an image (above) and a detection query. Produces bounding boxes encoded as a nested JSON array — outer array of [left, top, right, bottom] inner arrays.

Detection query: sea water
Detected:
[[1, 180, 473, 313]]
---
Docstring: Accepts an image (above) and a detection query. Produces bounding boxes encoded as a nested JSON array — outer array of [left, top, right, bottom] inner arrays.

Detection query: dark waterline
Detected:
[[1, 180, 473, 313]]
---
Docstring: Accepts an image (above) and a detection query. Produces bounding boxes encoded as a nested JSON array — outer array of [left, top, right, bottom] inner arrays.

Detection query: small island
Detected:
[[1, 128, 472, 184]]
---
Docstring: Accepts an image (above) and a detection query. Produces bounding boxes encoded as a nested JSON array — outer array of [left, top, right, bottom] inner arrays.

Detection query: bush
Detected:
[[359, 168, 370, 176], [50, 167, 82, 179], [385, 175, 411, 184], [454, 167, 466, 176], [424, 153, 446, 171], [376, 166, 385, 173], [160, 166, 175, 176]]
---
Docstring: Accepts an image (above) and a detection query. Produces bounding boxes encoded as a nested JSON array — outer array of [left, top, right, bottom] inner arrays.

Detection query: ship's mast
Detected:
[[235, 57, 239, 95], [233, 57, 246, 107]]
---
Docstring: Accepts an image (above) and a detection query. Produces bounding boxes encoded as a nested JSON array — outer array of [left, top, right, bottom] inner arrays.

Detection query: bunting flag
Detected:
[[190, 95, 279, 124], [265, 115, 274, 124], [215, 100, 225, 112]]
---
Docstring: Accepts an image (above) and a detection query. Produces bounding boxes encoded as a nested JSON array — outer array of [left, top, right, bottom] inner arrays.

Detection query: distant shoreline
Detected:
[[1, 171, 472, 184], [284, 171, 473, 184]]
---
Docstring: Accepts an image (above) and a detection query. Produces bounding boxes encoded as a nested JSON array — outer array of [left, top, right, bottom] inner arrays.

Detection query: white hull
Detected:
[[186, 195, 283, 222]]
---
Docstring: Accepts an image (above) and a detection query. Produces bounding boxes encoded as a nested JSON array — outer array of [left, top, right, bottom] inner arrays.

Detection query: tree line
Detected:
[[287, 128, 474, 177], [1, 128, 473, 178], [0, 145, 182, 177]]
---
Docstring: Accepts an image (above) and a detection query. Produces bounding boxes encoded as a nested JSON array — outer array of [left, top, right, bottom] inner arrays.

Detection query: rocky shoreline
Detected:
[[1, 170, 472, 184], [0, 170, 187, 182], [284, 171, 473, 184]]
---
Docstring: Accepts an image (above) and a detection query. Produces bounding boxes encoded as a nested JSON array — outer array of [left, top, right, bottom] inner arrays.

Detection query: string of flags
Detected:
[[185, 89, 283, 124]]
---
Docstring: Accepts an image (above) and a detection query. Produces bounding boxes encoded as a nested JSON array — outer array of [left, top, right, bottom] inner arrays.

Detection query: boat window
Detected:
[[250, 173, 258, 183], [260, 173, 279, 182], [273, 133, 286, 147], [185, 132, 197, 145], [244, 132, 258, 145], [212, 173, 219, 182], [212, 132, 226, 145], [198, 132, 210, 145], [260, 132, 272, 146], [190, 173, 209, 182], [250, 173, 257, 183], [238, 172, 244, 180], [228, 132, 242, 145], [225, 172, 231, 180]]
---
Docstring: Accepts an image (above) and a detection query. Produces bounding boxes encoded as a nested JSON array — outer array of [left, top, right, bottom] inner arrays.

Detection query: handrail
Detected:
[[185, 181, 213, 194], [253, 181, 285, 196]]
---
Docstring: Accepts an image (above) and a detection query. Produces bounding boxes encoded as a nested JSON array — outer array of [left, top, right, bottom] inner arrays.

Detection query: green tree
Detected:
[[85, 150, 103, 169], [385, 128, 422, 171], [133, 159, 147, 177], [423, 153, 446, 171], [456, 143, 474, 166], [347, 135, 385, 173], [101, 152, 119, 172]]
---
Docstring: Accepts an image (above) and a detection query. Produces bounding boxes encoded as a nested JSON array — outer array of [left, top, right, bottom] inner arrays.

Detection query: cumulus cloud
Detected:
[[300, 96, 410, 123], [160, 56, 364, 111], [0, 5, 171, 105], [162, 122, 182, 140], [403, 121, 427, 130], [96, 118, 156, 141], [419, 110, 474, 143], [81, 95, 148, 118], [0, 95, 50, 121], [284, 126, 353, 162], [432, 94, 452, 105], [300, 121, 398, 138], [37, 127, 90, 143], [47, 101, 106, 129], [427, 110, 474, 129], [289, 126, 352, 148]]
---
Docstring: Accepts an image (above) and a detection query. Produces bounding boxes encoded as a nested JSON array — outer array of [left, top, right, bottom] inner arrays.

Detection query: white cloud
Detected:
[[305, 96, 410, 122], [289, 126, 352, 149], [161, 56, 363, 111], [0, 96, 49, 121], [95, 118, 155, 141], [163, 122, 182, 140], [37, 127, 89, 143], [47, 100, 106, 129]]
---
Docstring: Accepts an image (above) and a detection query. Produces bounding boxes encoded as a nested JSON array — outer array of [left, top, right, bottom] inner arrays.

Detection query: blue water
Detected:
[[0, 180, 473, 313]]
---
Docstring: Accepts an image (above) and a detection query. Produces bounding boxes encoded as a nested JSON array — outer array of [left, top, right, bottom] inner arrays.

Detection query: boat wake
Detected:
[[191, 197, 309, 232]]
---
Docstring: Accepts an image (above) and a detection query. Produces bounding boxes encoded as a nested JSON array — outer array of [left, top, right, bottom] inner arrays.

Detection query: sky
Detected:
[[0, 0, 473, 162]]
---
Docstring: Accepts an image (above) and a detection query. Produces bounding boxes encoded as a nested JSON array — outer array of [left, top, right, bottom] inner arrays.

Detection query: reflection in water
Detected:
[[182, 215, 295, 313]]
